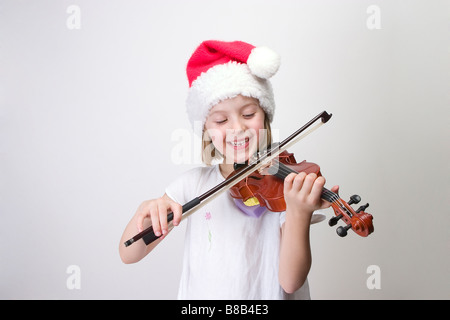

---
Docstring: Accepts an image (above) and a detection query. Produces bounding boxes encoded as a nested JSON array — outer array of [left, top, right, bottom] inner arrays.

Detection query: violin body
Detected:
[[228, 151, 319, 212], [228, 150, 374, 238]]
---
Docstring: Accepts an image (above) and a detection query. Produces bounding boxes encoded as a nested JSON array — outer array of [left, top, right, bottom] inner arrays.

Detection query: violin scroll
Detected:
[[328, 195, 374, 237]]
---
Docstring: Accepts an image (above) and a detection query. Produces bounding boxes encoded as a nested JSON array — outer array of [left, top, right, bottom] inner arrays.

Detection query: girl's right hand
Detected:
[[135, 194, 183, 237]]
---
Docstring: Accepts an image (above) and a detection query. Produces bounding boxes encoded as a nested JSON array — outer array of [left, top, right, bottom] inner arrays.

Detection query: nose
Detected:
[[228, 117, 246, 134]]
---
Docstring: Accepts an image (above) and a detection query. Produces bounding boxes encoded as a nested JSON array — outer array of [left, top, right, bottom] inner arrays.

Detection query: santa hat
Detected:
[[186, 40, 280, 130]]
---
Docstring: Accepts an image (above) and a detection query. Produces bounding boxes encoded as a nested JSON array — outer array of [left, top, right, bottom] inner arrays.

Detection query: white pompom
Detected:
[[247, 46, 281, 79]]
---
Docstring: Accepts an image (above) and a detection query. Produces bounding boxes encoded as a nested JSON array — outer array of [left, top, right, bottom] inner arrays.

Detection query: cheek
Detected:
[[249, 117, 266, 138], [204, 126, 226, 151], [213, 130, 226, 143]]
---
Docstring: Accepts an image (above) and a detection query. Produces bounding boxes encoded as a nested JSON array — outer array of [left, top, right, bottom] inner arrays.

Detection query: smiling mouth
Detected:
[[228, 137, 250, 149]]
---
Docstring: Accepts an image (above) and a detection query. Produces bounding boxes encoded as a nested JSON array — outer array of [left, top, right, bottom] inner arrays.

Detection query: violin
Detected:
[[124, 111, 374, 247], [229, 150, 374, 237]]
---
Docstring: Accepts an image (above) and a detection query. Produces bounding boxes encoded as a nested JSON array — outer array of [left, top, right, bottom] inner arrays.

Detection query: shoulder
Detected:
[[165, 165, 219, 203], [176, 165, 218, 183]]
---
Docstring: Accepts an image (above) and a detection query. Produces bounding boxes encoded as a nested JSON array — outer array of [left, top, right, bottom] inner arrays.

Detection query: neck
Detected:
[[219, 163, 234, 178]]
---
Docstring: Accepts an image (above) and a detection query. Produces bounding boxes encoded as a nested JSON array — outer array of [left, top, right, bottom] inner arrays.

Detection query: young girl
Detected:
[[119, 40, 338, 299]]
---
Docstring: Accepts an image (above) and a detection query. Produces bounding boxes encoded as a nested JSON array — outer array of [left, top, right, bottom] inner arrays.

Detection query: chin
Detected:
[[223, 136, 259, 165]]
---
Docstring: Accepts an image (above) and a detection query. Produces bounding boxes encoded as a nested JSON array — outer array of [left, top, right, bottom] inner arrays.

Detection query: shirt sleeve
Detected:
[[165, 176, 186, 205], [164, 167, 204, 205]]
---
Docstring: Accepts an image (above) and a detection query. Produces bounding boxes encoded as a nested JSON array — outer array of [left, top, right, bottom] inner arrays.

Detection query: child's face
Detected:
[[204, 95, 266, 165]]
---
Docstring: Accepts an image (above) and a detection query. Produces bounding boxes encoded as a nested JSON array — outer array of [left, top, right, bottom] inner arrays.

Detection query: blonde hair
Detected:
[[201, 114, 273, 166]]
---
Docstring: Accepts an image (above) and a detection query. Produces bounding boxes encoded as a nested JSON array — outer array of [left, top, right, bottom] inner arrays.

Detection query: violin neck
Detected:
[[268, 161, 338, 203]]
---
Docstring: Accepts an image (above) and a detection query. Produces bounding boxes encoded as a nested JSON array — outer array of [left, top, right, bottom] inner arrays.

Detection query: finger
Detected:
[[331, 185, 339, 194], [136, 211, 146, 233], [311, 176, 326, 201], [170, 202, 183, 226], [136, 202, 149, 232], [149, 202, 162, 237], [298, 172, 316, 195], [292, 172, 307, 192], [283, 172, 297, 194], [157, 202, 169, 235]]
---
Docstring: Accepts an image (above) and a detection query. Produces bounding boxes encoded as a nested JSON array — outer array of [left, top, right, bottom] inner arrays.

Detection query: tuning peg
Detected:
[[348, 195, 361, 205], [336, 224, 352, 237], [356, 203, 369, 213], [328, 214, 343, 226]]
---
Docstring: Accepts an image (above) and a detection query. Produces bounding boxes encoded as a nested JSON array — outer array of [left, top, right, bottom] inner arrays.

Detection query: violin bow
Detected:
[[124, 111, 332, 247]]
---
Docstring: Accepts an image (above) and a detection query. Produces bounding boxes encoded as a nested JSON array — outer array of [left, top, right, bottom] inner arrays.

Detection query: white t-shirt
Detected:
[[165, 165, 312, 300]]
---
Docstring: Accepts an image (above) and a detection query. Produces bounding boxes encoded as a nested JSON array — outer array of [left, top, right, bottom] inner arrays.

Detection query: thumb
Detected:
[[331, 185, 339, 194]]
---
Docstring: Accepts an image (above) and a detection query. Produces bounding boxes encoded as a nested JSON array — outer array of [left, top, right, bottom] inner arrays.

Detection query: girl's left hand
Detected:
[[283, 172, 339, 214]]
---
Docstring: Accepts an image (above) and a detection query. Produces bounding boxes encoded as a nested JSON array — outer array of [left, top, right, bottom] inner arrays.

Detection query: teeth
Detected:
[[230, 138, 249, 147]]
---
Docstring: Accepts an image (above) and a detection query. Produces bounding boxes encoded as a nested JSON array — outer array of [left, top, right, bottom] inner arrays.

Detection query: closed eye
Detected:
[[243, 113, 255, 119]]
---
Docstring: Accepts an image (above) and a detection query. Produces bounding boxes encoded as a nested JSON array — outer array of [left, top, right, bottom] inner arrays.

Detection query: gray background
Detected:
[[1, 0, 449, 299]]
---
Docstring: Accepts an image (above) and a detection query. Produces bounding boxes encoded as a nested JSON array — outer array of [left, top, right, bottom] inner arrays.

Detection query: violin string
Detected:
[[270, 160, 350, 212]]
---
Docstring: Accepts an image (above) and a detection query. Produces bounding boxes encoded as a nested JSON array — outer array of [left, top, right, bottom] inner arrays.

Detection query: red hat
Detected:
[[186, 40, 280, 130]]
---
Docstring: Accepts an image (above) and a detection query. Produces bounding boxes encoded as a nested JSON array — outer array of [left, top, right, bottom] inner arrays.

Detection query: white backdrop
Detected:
[[1, 0, 449, 299]]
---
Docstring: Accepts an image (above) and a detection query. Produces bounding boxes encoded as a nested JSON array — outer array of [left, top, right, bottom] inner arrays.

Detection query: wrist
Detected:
[[285, 205, 313, 227]]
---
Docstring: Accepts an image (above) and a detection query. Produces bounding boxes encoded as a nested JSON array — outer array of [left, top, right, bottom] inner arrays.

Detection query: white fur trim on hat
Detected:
[[186, 61, 275, 132]]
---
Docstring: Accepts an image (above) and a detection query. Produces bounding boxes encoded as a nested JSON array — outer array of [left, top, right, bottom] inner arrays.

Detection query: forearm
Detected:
[[119, 213, 161, 264], [119, 194, 181, 264], [278, 207, 313, 294]]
